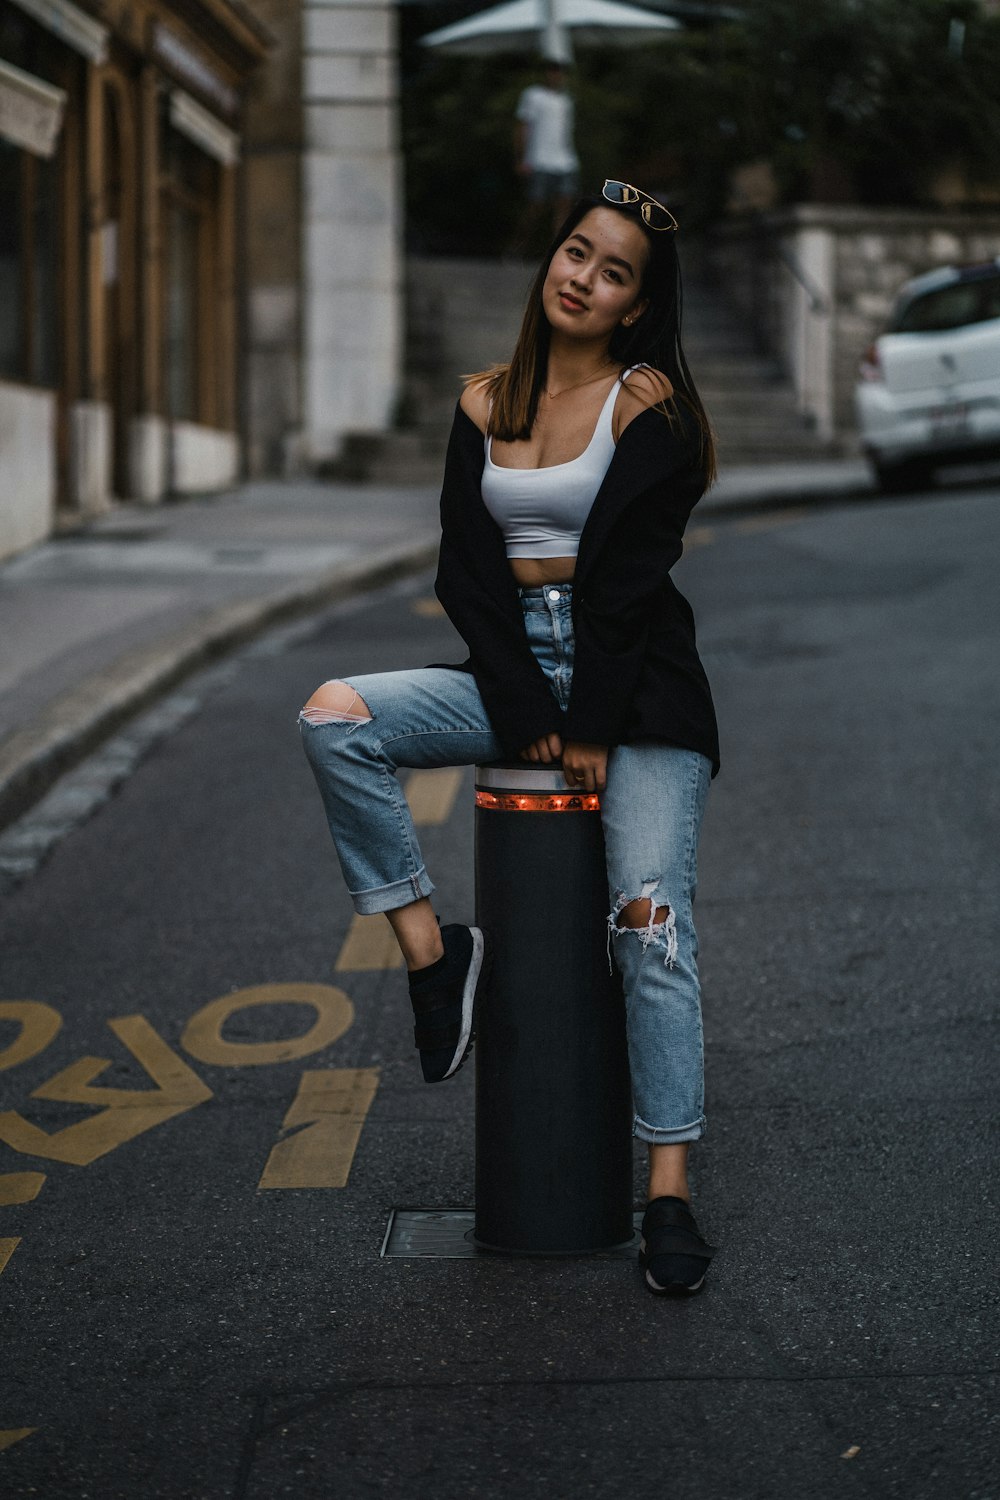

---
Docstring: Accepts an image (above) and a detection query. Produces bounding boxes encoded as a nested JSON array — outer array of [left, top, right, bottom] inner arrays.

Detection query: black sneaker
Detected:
[[639, 1196, 716, 1295], [408, 924, 490, 1083]]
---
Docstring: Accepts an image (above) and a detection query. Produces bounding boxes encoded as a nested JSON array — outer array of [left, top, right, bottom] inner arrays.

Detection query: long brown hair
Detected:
[[468, 193, 717, 486]]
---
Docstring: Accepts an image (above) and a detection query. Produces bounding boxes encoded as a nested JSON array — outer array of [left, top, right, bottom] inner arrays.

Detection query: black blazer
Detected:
[[432, 400, 720, 774]]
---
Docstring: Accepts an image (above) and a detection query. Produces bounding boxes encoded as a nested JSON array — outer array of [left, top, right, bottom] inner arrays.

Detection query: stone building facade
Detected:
[[1, 0, 405, 560], [0, 0, 270, 560]]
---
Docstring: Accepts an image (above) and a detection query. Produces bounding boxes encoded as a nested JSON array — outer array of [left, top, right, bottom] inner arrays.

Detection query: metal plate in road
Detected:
[[380, 1208, 642, 1259]]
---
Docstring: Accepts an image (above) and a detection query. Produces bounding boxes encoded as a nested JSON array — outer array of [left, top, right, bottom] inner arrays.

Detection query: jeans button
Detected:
[[547, 588, 561, 601]]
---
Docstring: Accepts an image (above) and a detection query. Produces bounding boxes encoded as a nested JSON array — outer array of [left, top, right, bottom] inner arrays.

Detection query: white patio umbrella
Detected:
[[420, 0, 682, 61]]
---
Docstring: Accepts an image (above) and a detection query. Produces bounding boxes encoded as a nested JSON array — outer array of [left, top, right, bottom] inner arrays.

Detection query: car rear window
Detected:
[[890, 274, 1000, 334]]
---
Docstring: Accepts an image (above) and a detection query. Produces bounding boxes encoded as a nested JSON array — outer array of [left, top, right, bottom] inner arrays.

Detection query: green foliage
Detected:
[[736, 0, 1000, 202], [402, 0, 1000, 253], [400, 54, 520, 252]]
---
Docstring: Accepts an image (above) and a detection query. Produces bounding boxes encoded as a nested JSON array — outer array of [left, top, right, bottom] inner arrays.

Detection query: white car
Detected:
[[855, 258, 1000, 492]]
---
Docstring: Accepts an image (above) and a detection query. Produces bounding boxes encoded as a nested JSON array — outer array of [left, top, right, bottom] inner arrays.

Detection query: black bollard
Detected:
[[473, 763, 634, 1254]]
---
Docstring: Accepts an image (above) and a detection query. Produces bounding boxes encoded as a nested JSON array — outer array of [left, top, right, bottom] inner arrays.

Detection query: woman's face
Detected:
[[542, 207, 650, 345]]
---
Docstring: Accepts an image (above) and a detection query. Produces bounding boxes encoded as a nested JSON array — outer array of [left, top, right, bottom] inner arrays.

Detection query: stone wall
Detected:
[[0, 383, 56, 562], [299, 0, 402, 465], [712, 207, 1000, 441], [243, 0, 404, 474], [171, 424, 240, 492]]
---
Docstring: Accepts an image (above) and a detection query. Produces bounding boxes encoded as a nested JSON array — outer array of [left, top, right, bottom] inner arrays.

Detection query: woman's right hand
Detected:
[[519, 732, 563, 764]]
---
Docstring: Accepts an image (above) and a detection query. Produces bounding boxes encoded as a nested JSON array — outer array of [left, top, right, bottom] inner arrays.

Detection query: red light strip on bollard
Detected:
[[475, 790, 601, 813]]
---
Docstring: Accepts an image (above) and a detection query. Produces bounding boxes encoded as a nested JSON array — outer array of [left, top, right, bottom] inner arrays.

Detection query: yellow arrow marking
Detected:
[[182, 983, 353, 1068], [0, 1428, 36, 1452], [0, 1015, 211, 1166], [405, 767, 463, 827], [0, 1238, 20, 1277], [411, 597, 445, 618], [335, 916, 404, 972], [257, 1068, 380, 1189], [0, 1173, 46, 1206], [684, 525, 715, 549], [0, 1002, 62, 1072]]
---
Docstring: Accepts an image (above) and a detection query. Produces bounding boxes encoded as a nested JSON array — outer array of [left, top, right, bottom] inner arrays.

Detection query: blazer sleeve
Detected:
[[563, 416, 704, 747], [434, 411, 565, 756]]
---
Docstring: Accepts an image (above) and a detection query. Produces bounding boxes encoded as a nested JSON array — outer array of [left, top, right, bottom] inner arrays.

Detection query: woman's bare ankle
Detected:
[[402, 938, 446, 973], [647, 1142, 691, 1203], [386, 898, 445, 972]]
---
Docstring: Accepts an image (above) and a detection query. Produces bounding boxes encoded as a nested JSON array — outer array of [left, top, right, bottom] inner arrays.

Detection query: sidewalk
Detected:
[[704, 457, 872, 512], [0, 457, 874, 832]]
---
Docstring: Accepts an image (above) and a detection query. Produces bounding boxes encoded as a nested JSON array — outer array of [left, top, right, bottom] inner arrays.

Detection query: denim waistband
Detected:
[[518, 582, 574, 610]]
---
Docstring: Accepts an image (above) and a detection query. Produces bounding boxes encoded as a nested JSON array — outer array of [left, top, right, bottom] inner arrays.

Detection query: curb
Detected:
[[699, 474, 876, 518], [0, 534, 440, 836], [700, 482, 876, 517]]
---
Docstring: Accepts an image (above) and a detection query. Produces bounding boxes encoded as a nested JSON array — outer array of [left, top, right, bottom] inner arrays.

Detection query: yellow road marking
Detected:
[[0, 1428, 36, 1452], [686, 508, 809, 552], [0, 1238, 20, 1277], [257, 1068, 380, 1189], [734, 507, 810, 535], [182, 983, 353, 1067], [405, 767, 463, 826], [411, 597, 445, 617], [0, 1002, 62, 1072], [0, 1015, 211, 1167], [38, 1015, 209, 1105], [0, 1173, 46, 1206], [685, 525, 715, 548], [335, 915, 404, 972]]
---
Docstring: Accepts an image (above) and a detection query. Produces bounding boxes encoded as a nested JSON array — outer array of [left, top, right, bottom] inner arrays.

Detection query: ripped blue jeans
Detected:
[[299, 584, 711, 1144]]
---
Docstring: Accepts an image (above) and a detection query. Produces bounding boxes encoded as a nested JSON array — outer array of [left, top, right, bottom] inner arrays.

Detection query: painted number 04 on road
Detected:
[[0, 983, 379, 1193]]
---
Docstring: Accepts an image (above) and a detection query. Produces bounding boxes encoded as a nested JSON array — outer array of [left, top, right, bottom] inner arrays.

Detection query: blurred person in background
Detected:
[[515, 58, 580, 239]]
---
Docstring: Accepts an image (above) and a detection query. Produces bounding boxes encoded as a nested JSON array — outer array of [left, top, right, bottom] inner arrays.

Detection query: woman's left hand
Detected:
[[519, 731, 564, 764], [561, 741, 609, 793]]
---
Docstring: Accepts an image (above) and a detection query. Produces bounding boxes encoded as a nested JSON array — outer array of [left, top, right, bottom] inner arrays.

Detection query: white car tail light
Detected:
[[859, 342, 884, 382]]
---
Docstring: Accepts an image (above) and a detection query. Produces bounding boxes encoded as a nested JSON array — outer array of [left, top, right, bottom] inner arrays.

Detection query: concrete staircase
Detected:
[[681, 272, 833, 465], [333, 255, 832, 482]]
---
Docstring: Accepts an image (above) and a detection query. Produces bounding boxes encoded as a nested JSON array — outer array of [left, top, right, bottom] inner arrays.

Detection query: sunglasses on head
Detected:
[[602, 180, 678, 233]]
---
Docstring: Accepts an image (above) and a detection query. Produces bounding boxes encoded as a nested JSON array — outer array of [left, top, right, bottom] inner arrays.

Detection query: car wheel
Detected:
[[872, 457, 935, 495]]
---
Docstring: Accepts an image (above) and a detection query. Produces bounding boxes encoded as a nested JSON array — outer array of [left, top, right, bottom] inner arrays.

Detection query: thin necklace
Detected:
[[544, 362, 617, 399]]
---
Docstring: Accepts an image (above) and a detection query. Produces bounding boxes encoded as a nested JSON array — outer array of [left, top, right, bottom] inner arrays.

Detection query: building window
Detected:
[[0, 138, 58, 387], [0, 7, 65, 389], [165, 198, 199, 421], [161, 108, 218, 425]]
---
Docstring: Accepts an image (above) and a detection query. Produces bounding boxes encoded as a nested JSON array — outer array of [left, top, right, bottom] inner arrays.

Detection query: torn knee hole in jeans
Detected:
[[607, 879, 678, 968], [299, 683, 372, 728], [299, 706, 369, 727]]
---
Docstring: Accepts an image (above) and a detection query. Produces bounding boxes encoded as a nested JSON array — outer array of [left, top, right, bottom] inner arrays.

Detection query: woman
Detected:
[[300, 181, 720, 1295]]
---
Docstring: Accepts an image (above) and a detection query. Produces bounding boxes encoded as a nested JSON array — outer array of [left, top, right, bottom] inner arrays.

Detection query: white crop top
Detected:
[[480, 367, 643, 560]]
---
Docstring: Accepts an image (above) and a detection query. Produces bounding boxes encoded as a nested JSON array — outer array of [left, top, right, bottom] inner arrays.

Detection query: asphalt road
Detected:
[[1, 483, 998, 1499]]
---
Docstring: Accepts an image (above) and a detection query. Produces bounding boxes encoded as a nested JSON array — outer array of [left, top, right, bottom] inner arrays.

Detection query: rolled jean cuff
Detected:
[[349, 868, 435, 915], [632, 1113, 705, 1146]]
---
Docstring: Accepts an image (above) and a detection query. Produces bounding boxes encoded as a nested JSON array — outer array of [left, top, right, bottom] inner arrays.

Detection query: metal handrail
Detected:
[[773, 241, 831, 317]]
